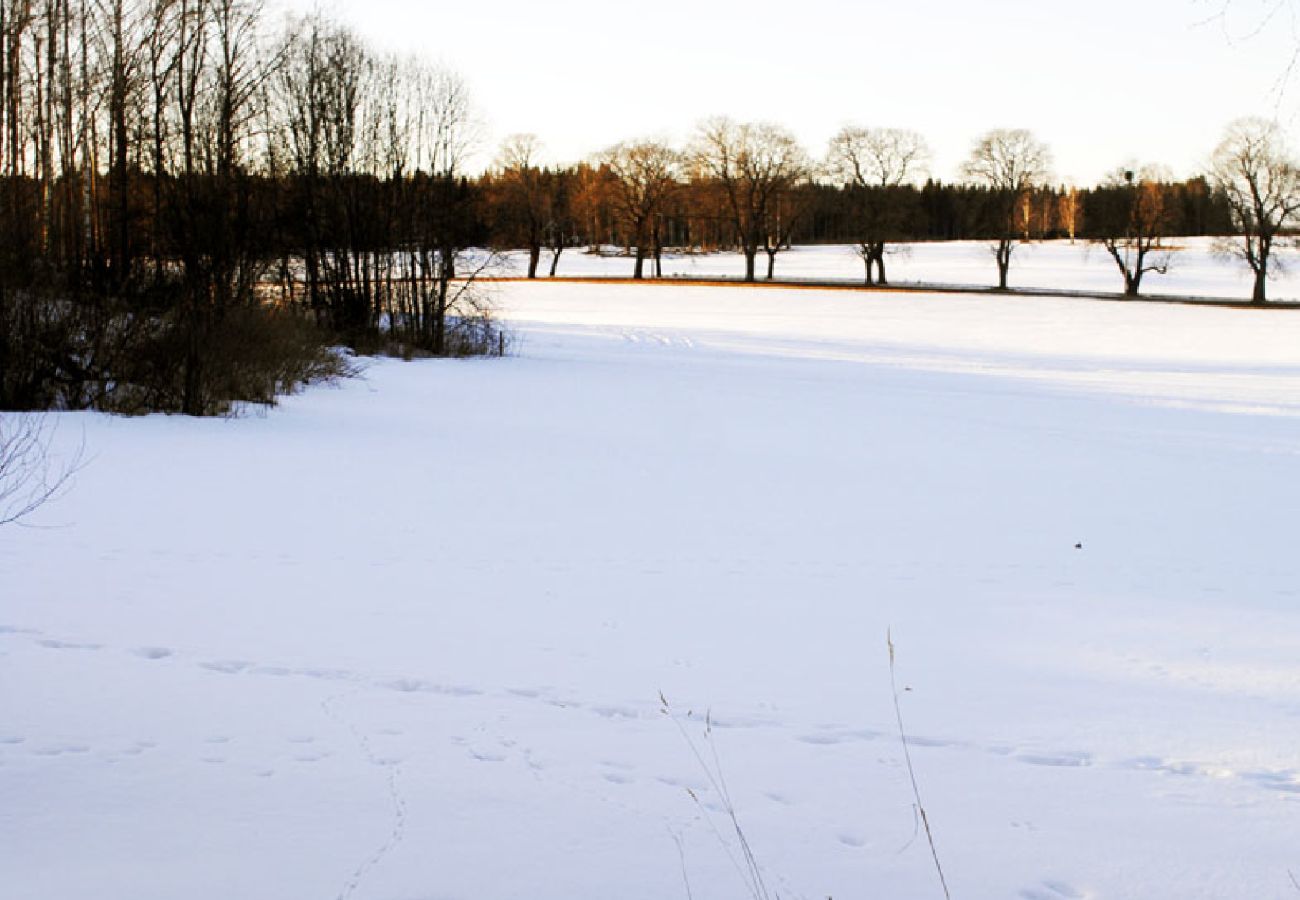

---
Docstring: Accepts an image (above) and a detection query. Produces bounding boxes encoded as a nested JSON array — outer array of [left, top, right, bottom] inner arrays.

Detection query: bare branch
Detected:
[[0, 413, 85, 526]]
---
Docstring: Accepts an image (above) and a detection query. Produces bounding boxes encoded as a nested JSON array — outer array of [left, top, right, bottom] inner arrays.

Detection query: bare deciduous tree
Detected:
[[1210, 117, 1300, 303], [826, 126, 930, 284], [690, 117, 810, 282], [542, 165, 576, 276], [962, 128, 1051, 289], [760, 180, 813, 280], [492, 132, 548, 278], [410, 61, 478, 179], [1093, 165, 1177, 297], [599, 138, 680, 279]]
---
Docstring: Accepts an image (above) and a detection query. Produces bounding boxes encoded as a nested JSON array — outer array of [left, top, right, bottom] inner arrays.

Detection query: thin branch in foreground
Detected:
[[670, 830, 696, 900], [888, 629, 952, 900], [660, 693, 772, 900], [0, 415, 86, 527]]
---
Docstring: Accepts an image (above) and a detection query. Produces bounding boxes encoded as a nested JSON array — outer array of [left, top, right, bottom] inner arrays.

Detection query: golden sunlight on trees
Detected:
[[689, 117, 811, 283]]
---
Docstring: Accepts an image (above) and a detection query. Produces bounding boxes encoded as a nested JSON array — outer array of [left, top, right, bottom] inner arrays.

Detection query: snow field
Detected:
[[503, 237, 1300, 303], [2, 281, 1299, 899]]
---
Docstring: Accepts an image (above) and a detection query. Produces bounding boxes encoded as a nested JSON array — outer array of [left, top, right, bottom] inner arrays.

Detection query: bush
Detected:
[[0, 284, 352, 416]]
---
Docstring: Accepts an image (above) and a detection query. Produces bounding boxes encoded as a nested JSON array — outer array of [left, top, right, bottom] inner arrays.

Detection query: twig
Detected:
[[661, 693, 772, 900], [670, 831, 695, 900], [0, 415, 87, 527], [888, 630, 952, 900]]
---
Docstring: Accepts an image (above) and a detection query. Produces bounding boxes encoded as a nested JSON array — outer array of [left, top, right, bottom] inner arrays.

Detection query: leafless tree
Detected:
[[1210, 117, 1300, 303], [493, 132, 549, 278], [0, 413, 82, 525], [962, 128, 1052, 289], [542, 166, 576, 276], [599, 138, 680, 279], [760, 180, 813, 280], [826, 126, 930, 284], [408, 61, 491, 352], [1093, 165, 1177, 297], [271, 13, 369, 321], [409, 61, 477, 178], [690, 117, 810, 282]]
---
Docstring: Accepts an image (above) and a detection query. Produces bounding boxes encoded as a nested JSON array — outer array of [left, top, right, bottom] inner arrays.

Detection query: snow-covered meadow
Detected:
[[510, 237, 1300, 303], [3, 280, 1300, 900]]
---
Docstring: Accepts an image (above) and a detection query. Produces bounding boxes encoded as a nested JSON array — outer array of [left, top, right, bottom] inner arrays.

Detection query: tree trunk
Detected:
[[1252, 267, 1267, 303], [1125, 268, 1140, 297], [632, 246, 644, 279], [743, 247, 756, 282], [652, 218, 662, 279], [765, 247, 776, 280], [548, 247, 561, 277], [1249, 236, 1270, 303], [527, 244, 540, 279], [433, 274, 448, 354]]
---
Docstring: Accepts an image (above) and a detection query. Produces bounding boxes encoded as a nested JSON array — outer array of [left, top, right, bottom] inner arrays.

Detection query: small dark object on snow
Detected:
[[1074, 543, 1083, 549]]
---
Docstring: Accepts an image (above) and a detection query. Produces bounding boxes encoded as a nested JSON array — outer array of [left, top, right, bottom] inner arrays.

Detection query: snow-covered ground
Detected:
[[507, 237, 1300, 302], [3, 282, 1300, 900]]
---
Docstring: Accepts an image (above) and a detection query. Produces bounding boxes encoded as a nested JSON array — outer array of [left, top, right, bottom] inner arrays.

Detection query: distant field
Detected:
[[501, 237, 1300, 302]]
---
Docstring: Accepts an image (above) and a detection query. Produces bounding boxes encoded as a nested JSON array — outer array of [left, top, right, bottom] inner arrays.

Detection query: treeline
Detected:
[[484, 127, 1240, 292], [1, 3, 1295, 415], [489, 166, 1230, 264], [0, 1, 499, 414]]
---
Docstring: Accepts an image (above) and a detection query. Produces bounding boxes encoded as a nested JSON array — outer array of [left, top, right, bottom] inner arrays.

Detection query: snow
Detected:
[[510, 237, 1300, 303], [3, 280, 1300, 900]]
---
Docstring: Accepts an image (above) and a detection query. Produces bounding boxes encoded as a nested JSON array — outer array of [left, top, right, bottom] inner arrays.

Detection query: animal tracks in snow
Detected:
[[37, 638, 102, 651], [1015, 751, 1093, 768], [1020, 880, 1089, 900], [619, 328, 697, 350], [199, 659, 253, 674], [4, 623, 1299, 803]]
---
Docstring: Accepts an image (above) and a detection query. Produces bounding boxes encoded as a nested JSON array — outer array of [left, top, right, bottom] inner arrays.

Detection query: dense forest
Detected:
[[0, 0, 1286, 415]]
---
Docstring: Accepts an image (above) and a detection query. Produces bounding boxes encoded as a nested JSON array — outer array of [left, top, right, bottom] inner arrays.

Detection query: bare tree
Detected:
[[271, 12, 369, 324], [409, 61, 477, 179], [826, 126, 930, 284], [543, 165, 576, 276], [492, 132, 548, 278], [1210, 117, 1300, 303], [408, 61, 489, 353], [961, 128, 1051, 289], [599, 138, 680, 279], [761, 180, 813, 280], [690, 117, 810, 282], [0, 413, 81, 525], [1092, 165, 1177, 297], [99, 0, 146, 290]]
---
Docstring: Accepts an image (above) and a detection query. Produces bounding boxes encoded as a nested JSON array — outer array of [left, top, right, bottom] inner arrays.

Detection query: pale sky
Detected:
[[282, 0, 1299, 184]]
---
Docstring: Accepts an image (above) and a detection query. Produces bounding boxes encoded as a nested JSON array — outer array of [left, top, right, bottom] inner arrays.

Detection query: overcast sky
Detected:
[[281, 0, 1298, 184]]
